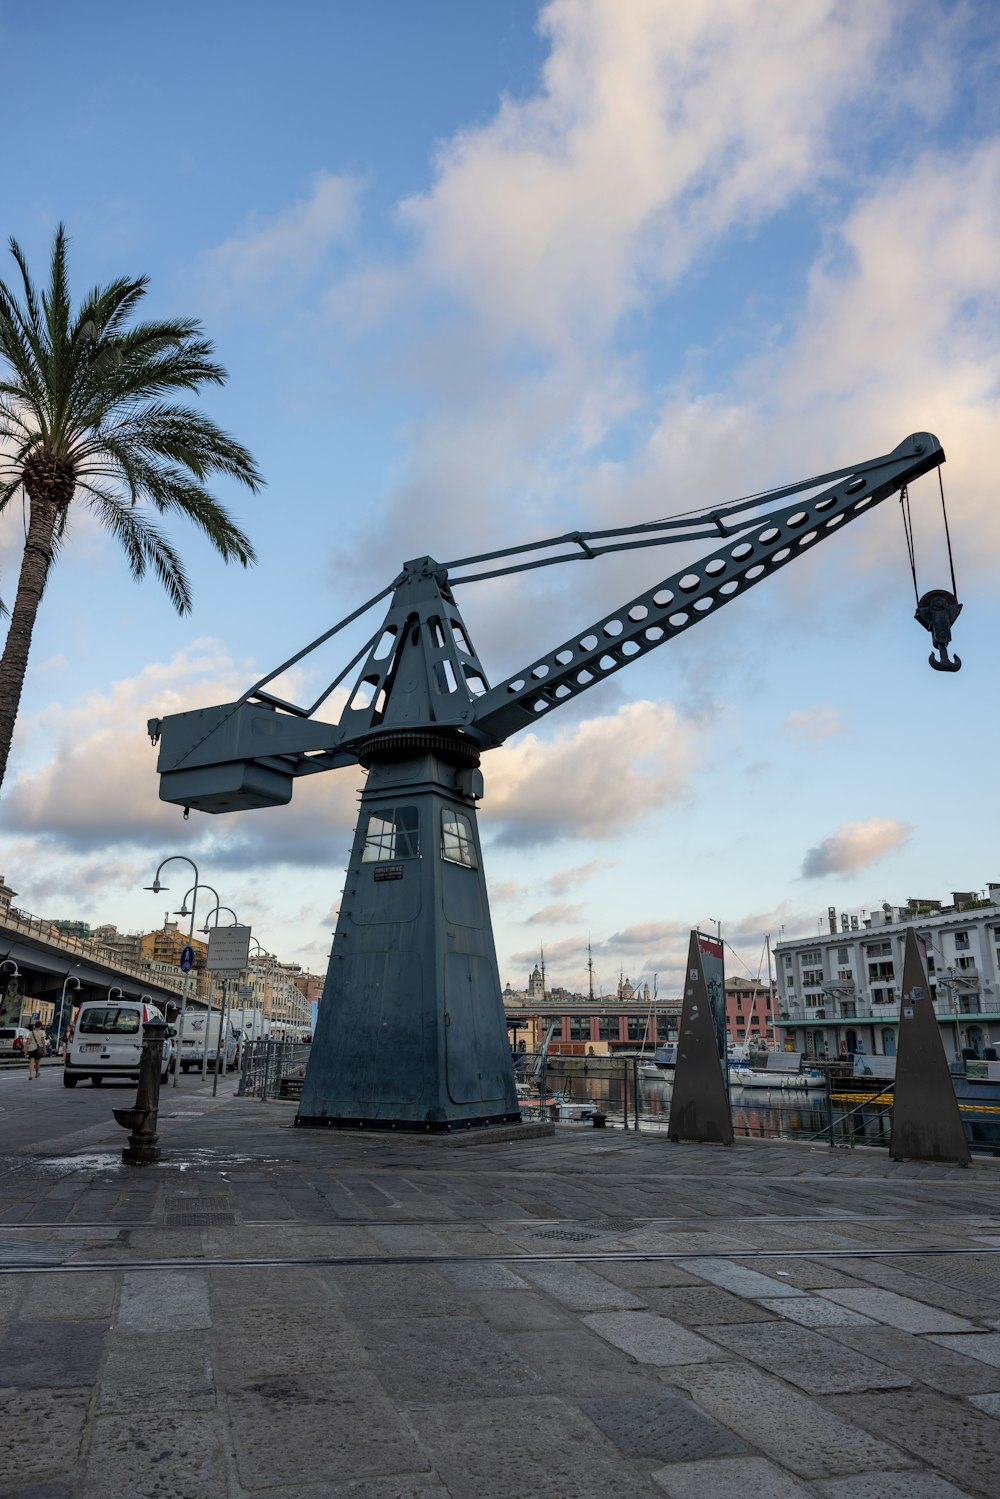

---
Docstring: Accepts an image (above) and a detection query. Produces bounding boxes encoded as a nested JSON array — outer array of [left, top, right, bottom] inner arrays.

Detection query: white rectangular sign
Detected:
[[206, 924, 252, 971]]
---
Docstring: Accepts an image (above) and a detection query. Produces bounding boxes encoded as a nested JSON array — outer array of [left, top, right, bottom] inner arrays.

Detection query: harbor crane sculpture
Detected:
[[148, 432, 958, 1132]]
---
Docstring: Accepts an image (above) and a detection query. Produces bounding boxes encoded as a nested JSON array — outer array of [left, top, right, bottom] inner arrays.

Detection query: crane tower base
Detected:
[[295, 745, 521, 1133]]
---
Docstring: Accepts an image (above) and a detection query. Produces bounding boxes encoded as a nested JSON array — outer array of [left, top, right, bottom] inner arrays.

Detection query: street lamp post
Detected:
[[143, 856, 207, 1089], [201, 904, 242, 1097], [0, 957, 21, 1026], [176, 883, 222, 1079], [246, 937, 273, 1047], [55, 973, 82, 1054]]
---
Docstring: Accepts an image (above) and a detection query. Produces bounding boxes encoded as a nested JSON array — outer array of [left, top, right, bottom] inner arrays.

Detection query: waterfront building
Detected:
[[774, 886, 1000, 1062], [725, 977, 778, 1048]]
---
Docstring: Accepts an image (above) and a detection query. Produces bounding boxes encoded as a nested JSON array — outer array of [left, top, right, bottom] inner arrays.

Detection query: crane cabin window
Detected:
[[362, 806, 419, 862], [441, 809, 477, 868]]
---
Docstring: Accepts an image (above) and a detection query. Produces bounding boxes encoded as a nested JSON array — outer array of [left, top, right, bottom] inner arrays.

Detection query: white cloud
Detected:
[[484, 698, 699, 846], [524, 901, 586, 926], [548, 857, 616, 895], [0, 644, 358, 865], [785, 705, 844, 744], [323, 0, 906, 573], [801, 817, 912, 879], [201, 172, 361, 309]]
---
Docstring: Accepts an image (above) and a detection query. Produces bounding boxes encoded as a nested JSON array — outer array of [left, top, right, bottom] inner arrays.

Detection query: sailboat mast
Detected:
[[587, 943, 594, 1003]]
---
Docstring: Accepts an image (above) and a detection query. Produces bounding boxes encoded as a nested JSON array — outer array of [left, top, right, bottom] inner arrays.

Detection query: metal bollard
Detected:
[[113, 1018, 168, 1165]]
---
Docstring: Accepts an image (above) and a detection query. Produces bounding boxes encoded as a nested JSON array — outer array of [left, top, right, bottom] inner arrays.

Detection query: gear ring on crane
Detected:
[[358, 729, 481, 769]]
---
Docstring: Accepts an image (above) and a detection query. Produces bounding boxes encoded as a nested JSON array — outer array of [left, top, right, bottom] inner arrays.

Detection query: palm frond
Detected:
[[82, 483, 193, 612], [0, 225, 262, 615]]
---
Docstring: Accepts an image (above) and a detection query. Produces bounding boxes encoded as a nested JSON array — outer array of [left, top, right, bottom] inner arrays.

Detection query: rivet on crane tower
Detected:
[[146, 431, 962, 1133]]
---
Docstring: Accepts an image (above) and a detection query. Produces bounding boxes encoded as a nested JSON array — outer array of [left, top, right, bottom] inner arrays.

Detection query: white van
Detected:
[[64, 999, 175, 1088], [177, 1009, 238, 1073]]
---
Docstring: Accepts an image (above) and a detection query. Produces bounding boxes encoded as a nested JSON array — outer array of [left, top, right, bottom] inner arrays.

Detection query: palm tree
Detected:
[[0, 225, 262, 790]]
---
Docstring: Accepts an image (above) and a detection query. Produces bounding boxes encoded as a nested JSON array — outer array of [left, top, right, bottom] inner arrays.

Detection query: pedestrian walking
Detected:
[[25, 1016, 46, 1080]]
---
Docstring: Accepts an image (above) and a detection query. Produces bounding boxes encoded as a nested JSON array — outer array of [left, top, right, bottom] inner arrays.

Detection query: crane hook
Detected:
[[915, 589, 962, 672]]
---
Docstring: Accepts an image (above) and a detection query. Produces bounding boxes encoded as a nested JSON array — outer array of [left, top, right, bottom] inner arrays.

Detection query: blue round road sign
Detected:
[[179, 945, 195, 973]]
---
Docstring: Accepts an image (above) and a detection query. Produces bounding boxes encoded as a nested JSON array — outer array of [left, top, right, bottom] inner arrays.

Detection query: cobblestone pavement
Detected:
[[2, 1090, 1000, 1498]]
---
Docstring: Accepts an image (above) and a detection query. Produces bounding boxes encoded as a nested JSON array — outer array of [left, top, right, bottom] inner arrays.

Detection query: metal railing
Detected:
[[238, 1039, 311, 1100], [521, 1052, 1000, 1154]]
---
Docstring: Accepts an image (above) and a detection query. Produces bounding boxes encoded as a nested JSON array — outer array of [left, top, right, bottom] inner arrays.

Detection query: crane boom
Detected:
[[473, 432, 943, 745], [149, 431, 945, 813]]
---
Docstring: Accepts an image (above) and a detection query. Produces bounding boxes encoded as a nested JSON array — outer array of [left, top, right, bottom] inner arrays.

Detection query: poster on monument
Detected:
[[697, 932, 725, 1058]]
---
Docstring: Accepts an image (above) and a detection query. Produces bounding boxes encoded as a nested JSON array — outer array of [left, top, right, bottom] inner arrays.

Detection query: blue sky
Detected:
[[1, 0, 998, 995]]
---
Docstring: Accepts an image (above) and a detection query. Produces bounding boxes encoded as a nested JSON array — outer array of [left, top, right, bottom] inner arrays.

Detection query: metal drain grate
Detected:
[[166, 1196, 232, 1211], [164, 1211, 236, 1228], [530, 1228, 599, 1243], [591, 1219, 640, 1232]]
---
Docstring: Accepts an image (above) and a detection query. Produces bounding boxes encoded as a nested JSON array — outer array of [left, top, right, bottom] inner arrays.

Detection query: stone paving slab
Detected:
[[825, 1391, 1000, 1498], [228, 1370, 433, 1491], [651, 1453, 817, 1499], [966, 1391, 1000, 1414], [814, 1473, 978, 1498], [519, 1261, 648, 1309], [117, 1269, 211, 1332], [353, 1314, 543, 1403], [928, 1332, 1000, 1368], [643, 1285, 779, 1324], [669, 1363, 913, 1478], [582, 1310, 728, 1366], [0, 1319, 105, 1389], [98, 1329, 216, 1412], [0, 1385, 89, 1488], [824, 1325, 1000, 1395], [465, 1288, 579, 1333], [80, 1410, 229, 1499], [758, 1295, 875, 1327], [513, 1327, 664, 1395], [818, 1288, 975, 1334], [405, 1395, 664, 1499], [703, 1319, 911, 1393], [678, 1256, 806, 1298], [577, 1389, 747, 1463]]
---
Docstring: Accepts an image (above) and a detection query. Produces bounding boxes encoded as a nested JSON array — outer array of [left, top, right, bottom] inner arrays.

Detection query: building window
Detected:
[[626, 1016, 646, 1041], [837, 969, 853, 982], [656, 1015, 674, 1040], [868, 962, 895, 982], [362, 806, 419, 862], [837, 946, 850, 964], [866, 940, 892, 957], [441, 810, 477, 868], [569, 1016, 591, 1041], [954, 931, 970, 951], [802, 968, 824, 987], [799, 950, 820, 965], [598, 1016, 619, 1042], [956, 955, 976, 971]]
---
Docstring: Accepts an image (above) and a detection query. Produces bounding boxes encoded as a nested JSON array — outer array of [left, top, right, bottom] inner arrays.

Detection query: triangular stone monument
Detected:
[[668, 930, 733, 1145], [889, 927, 970, 1166]]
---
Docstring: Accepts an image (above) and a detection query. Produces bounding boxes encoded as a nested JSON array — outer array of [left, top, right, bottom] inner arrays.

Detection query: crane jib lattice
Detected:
[[148, 432, 953, 815]]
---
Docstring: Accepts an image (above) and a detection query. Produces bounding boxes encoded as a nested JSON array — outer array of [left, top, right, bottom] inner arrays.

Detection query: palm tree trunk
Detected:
[[0, 500, 58, 791]]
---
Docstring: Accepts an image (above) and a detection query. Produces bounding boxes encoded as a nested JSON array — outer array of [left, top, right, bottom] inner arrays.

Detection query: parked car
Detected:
[[0, 1025, 31, 1058]]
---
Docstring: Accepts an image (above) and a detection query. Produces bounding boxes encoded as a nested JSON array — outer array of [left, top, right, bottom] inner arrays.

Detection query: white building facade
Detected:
[[774, 886, 1000, 1063]]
